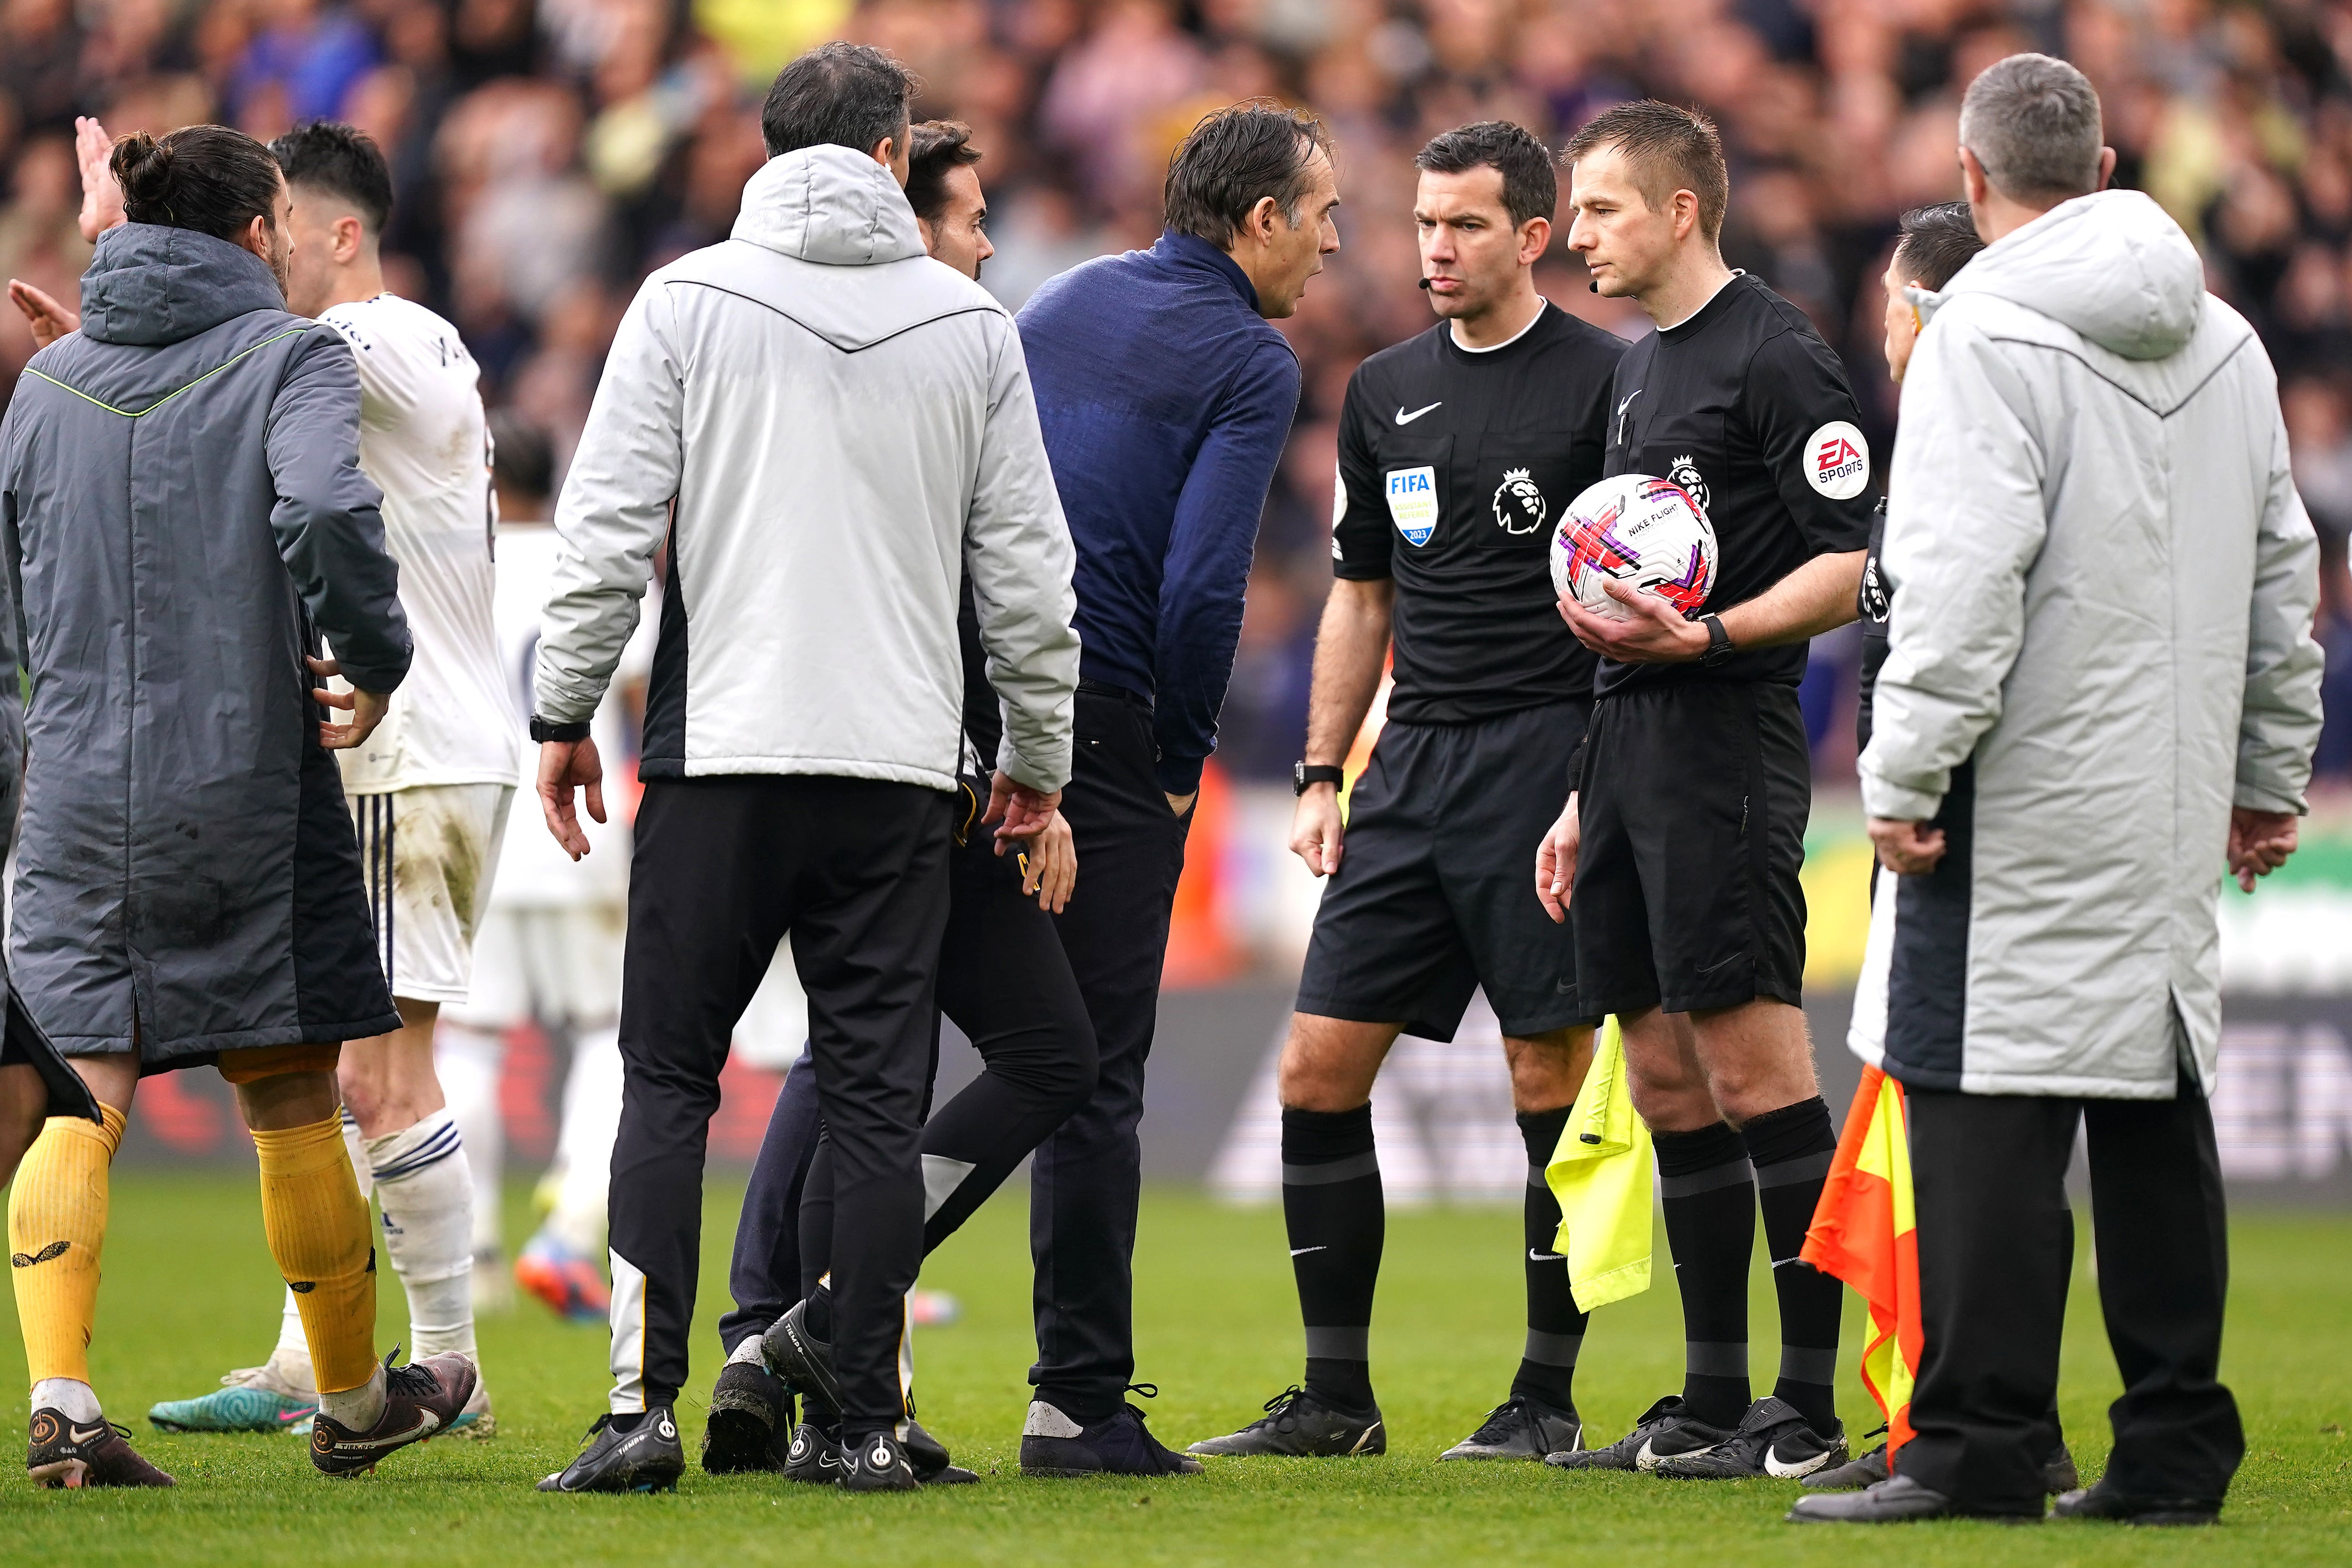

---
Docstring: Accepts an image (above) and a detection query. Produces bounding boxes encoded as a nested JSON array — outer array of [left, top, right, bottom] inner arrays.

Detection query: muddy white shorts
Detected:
[[350, 783, 515, 1006]]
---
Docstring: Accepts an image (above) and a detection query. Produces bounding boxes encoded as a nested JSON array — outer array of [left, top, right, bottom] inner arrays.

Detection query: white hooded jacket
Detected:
[[1851, 189, 2323, 1099], [535, 145, 1079, 793]]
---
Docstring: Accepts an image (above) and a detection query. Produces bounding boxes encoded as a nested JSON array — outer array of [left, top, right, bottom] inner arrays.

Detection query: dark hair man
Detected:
[[1004, 99, 1338, 1477], [1186, 121, 1624, 1466], [709, 124, 1095, 1493], [145, 118, 512, 1442], [1536, 100, 1873, 1481], [532, 44, 1079, 1493], [1795, 55, 2322, 1527], [1, 122, 479, 1487], [905, 120, 992, 281]]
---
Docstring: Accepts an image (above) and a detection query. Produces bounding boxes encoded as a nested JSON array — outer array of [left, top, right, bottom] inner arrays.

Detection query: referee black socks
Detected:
[[1742, 1096, 1842, 1433], [1281, 1104, 1382, 1415], [1511, 1106, 1586, 1412], [1653, 1121, 1754, 1430]]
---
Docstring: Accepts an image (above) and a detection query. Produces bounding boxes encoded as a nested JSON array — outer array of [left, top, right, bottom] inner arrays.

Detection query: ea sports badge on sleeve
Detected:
[[1804, 422, 1870, 500], [1386, 465, 1438, 547]]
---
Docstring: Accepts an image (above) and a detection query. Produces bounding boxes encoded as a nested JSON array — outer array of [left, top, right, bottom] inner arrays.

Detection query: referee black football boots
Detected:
[[1439, 1394, 1582, 1461], [839, 1429, 919, 1492], [1545, 1394, 1729, 1472], [1654, 1396, 1847, 1480], [537, 1406, 686, 1493], [1187, 1386, 1386, 1459]]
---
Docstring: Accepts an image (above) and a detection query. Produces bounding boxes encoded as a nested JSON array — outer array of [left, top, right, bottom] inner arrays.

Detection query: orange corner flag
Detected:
[[1800, 1066, 1921, 1456]]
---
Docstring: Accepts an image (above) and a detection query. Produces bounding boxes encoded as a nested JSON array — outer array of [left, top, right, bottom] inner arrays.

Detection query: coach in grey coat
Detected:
[[0, 219, 409, 1067], [1797, 57, 2324, 1528]]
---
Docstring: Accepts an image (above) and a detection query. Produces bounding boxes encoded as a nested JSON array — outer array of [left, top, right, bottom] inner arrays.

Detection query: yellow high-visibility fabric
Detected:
[[1544, 1019, 1654, 1312]]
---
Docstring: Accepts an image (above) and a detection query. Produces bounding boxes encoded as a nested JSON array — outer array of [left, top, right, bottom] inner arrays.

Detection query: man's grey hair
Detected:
[[1958, 53, 2104, 203]]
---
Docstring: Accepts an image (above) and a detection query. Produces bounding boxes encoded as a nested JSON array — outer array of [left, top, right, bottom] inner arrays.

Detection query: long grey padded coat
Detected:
[[0, 223, 411, 1067]]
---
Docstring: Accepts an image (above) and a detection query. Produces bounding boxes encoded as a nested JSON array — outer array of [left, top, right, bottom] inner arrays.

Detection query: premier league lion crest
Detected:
[[1668, 453, 1710, 514], [1491, 467, 1547, 536]]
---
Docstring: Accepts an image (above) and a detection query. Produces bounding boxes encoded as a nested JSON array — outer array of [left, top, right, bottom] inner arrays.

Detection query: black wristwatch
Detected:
[[1698, 614, 1735, 667], [1294, 762, 1345, 796], [529, 714, 592, 744]]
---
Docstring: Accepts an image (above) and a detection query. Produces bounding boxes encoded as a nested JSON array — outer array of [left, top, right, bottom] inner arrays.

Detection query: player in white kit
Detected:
[[437, 417, 641, 1325], [146, 122, 514, 1438]]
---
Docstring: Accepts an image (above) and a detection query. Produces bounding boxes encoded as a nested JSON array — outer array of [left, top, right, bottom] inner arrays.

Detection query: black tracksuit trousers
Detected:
[[1899, 1067, 2244, 1512], [608, 775, 950, 1433], [720, 806, 1100, 1354]]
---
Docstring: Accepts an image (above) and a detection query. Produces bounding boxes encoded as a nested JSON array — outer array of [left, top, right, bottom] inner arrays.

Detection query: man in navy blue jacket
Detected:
[[1013, 101, 1338, 1476]]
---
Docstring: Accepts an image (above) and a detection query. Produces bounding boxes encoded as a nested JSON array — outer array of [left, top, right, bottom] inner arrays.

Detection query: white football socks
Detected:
[[31, 1377, 100, 1423], [548, 1026, 622, 1256], [318, 1361, 387, 1432], [434, 1020, 507, 1260], [368, 1108, 477, 1361]]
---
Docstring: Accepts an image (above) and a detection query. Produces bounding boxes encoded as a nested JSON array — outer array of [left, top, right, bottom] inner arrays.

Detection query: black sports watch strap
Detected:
[[530, 714, 592, 744], [1294, 762, 1346, 796], [1698, 614, 1734, 667]]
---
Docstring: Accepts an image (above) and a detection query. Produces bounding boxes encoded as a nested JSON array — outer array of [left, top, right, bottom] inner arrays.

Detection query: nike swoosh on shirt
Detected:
[[1528, 1250, 1565, 1263], [1394, 401, 1442, 424], [1289, 1246, 1328, 1257]]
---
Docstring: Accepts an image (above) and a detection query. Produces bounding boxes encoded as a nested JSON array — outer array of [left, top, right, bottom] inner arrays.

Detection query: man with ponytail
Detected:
[[0, 123, 475, 1487]]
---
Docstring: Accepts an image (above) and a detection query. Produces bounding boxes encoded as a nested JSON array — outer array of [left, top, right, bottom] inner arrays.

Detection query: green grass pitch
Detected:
[[1, 1173, 2347, 1565]]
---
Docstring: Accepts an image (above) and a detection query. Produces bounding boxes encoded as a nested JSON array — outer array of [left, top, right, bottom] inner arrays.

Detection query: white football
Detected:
[[1551, 473, 1718, 622]]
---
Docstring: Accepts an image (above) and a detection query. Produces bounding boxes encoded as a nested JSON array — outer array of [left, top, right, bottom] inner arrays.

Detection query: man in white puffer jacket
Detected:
[[1798, 56, 2323, 1527], [532, 43, 1079, 1495]]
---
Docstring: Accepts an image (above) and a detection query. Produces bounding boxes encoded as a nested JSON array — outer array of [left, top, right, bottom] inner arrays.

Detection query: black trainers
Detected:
[[2053, 1478, 2219, 1526], [1788, 1472, 2032, 1524], [839, 1429, 920, 1492], [760, 1299, 841, 1410], [1439, 1394, 1582, 1461], [782, 1418, 842, 1484], [536, 1407, 687, 1493], [310, 1351, 478, 1477], [1803, 1439, 1889, 1490], [1656, 1396, 1848, 1480], [1544, 1394, 1729, 1472], [702, 1360, 792, 1474], [1186, 1385, 1385, 1459], [1022, 1390, 1203, 1476], [905, 1417, 978, 1484], [27, 1409, 175, 1488]]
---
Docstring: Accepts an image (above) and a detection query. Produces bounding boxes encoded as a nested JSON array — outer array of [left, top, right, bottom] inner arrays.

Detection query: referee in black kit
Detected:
[[1536, 102, 1870, 1482], [1188, 122, 1626, 1465]]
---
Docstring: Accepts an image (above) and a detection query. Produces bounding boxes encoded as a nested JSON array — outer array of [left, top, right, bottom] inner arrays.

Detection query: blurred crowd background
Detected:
[[7, 0, 2352, 793]]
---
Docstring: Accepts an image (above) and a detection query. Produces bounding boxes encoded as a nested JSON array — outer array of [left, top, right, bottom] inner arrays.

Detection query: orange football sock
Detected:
[[251, 1113, 378, 1395], [8, 1104, 126, 1386]]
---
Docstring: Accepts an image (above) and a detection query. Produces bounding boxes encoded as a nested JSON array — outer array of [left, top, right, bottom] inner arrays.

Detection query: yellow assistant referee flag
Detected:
[[1544, 1018, 1654, 1312]]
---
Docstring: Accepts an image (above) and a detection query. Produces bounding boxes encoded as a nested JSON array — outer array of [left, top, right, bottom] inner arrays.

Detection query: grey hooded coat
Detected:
[[0, 223, 411, 1067], [1851, 191, 2324, 1099]]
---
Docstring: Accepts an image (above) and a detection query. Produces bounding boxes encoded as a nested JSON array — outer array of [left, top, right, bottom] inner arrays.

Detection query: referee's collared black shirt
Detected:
[[1599, 271, 1876, 697], [1331, 302, 1625, 726]]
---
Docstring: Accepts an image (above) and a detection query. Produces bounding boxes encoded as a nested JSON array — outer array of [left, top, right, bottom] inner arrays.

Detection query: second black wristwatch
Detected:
[[1293, 762, 1346, 796], [529, 714, 592, 744]]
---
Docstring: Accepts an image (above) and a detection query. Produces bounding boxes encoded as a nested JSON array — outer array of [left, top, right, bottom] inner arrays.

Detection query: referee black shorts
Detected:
[[1570, 681, 1809, 1020], [1294, 700, 1587, 1042]]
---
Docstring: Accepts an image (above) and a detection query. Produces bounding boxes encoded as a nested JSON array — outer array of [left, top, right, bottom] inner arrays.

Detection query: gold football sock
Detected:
[[8, 1104, 126, 1385], [252, 1113, 377, 1395]]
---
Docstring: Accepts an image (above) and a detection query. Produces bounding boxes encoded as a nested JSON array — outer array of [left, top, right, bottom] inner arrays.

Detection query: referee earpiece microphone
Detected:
[[1418, 277, 1432, 290]]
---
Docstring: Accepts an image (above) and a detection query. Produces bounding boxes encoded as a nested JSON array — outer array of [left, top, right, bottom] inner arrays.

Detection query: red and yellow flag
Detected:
[[1800, 1066, 1922, 1454]]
